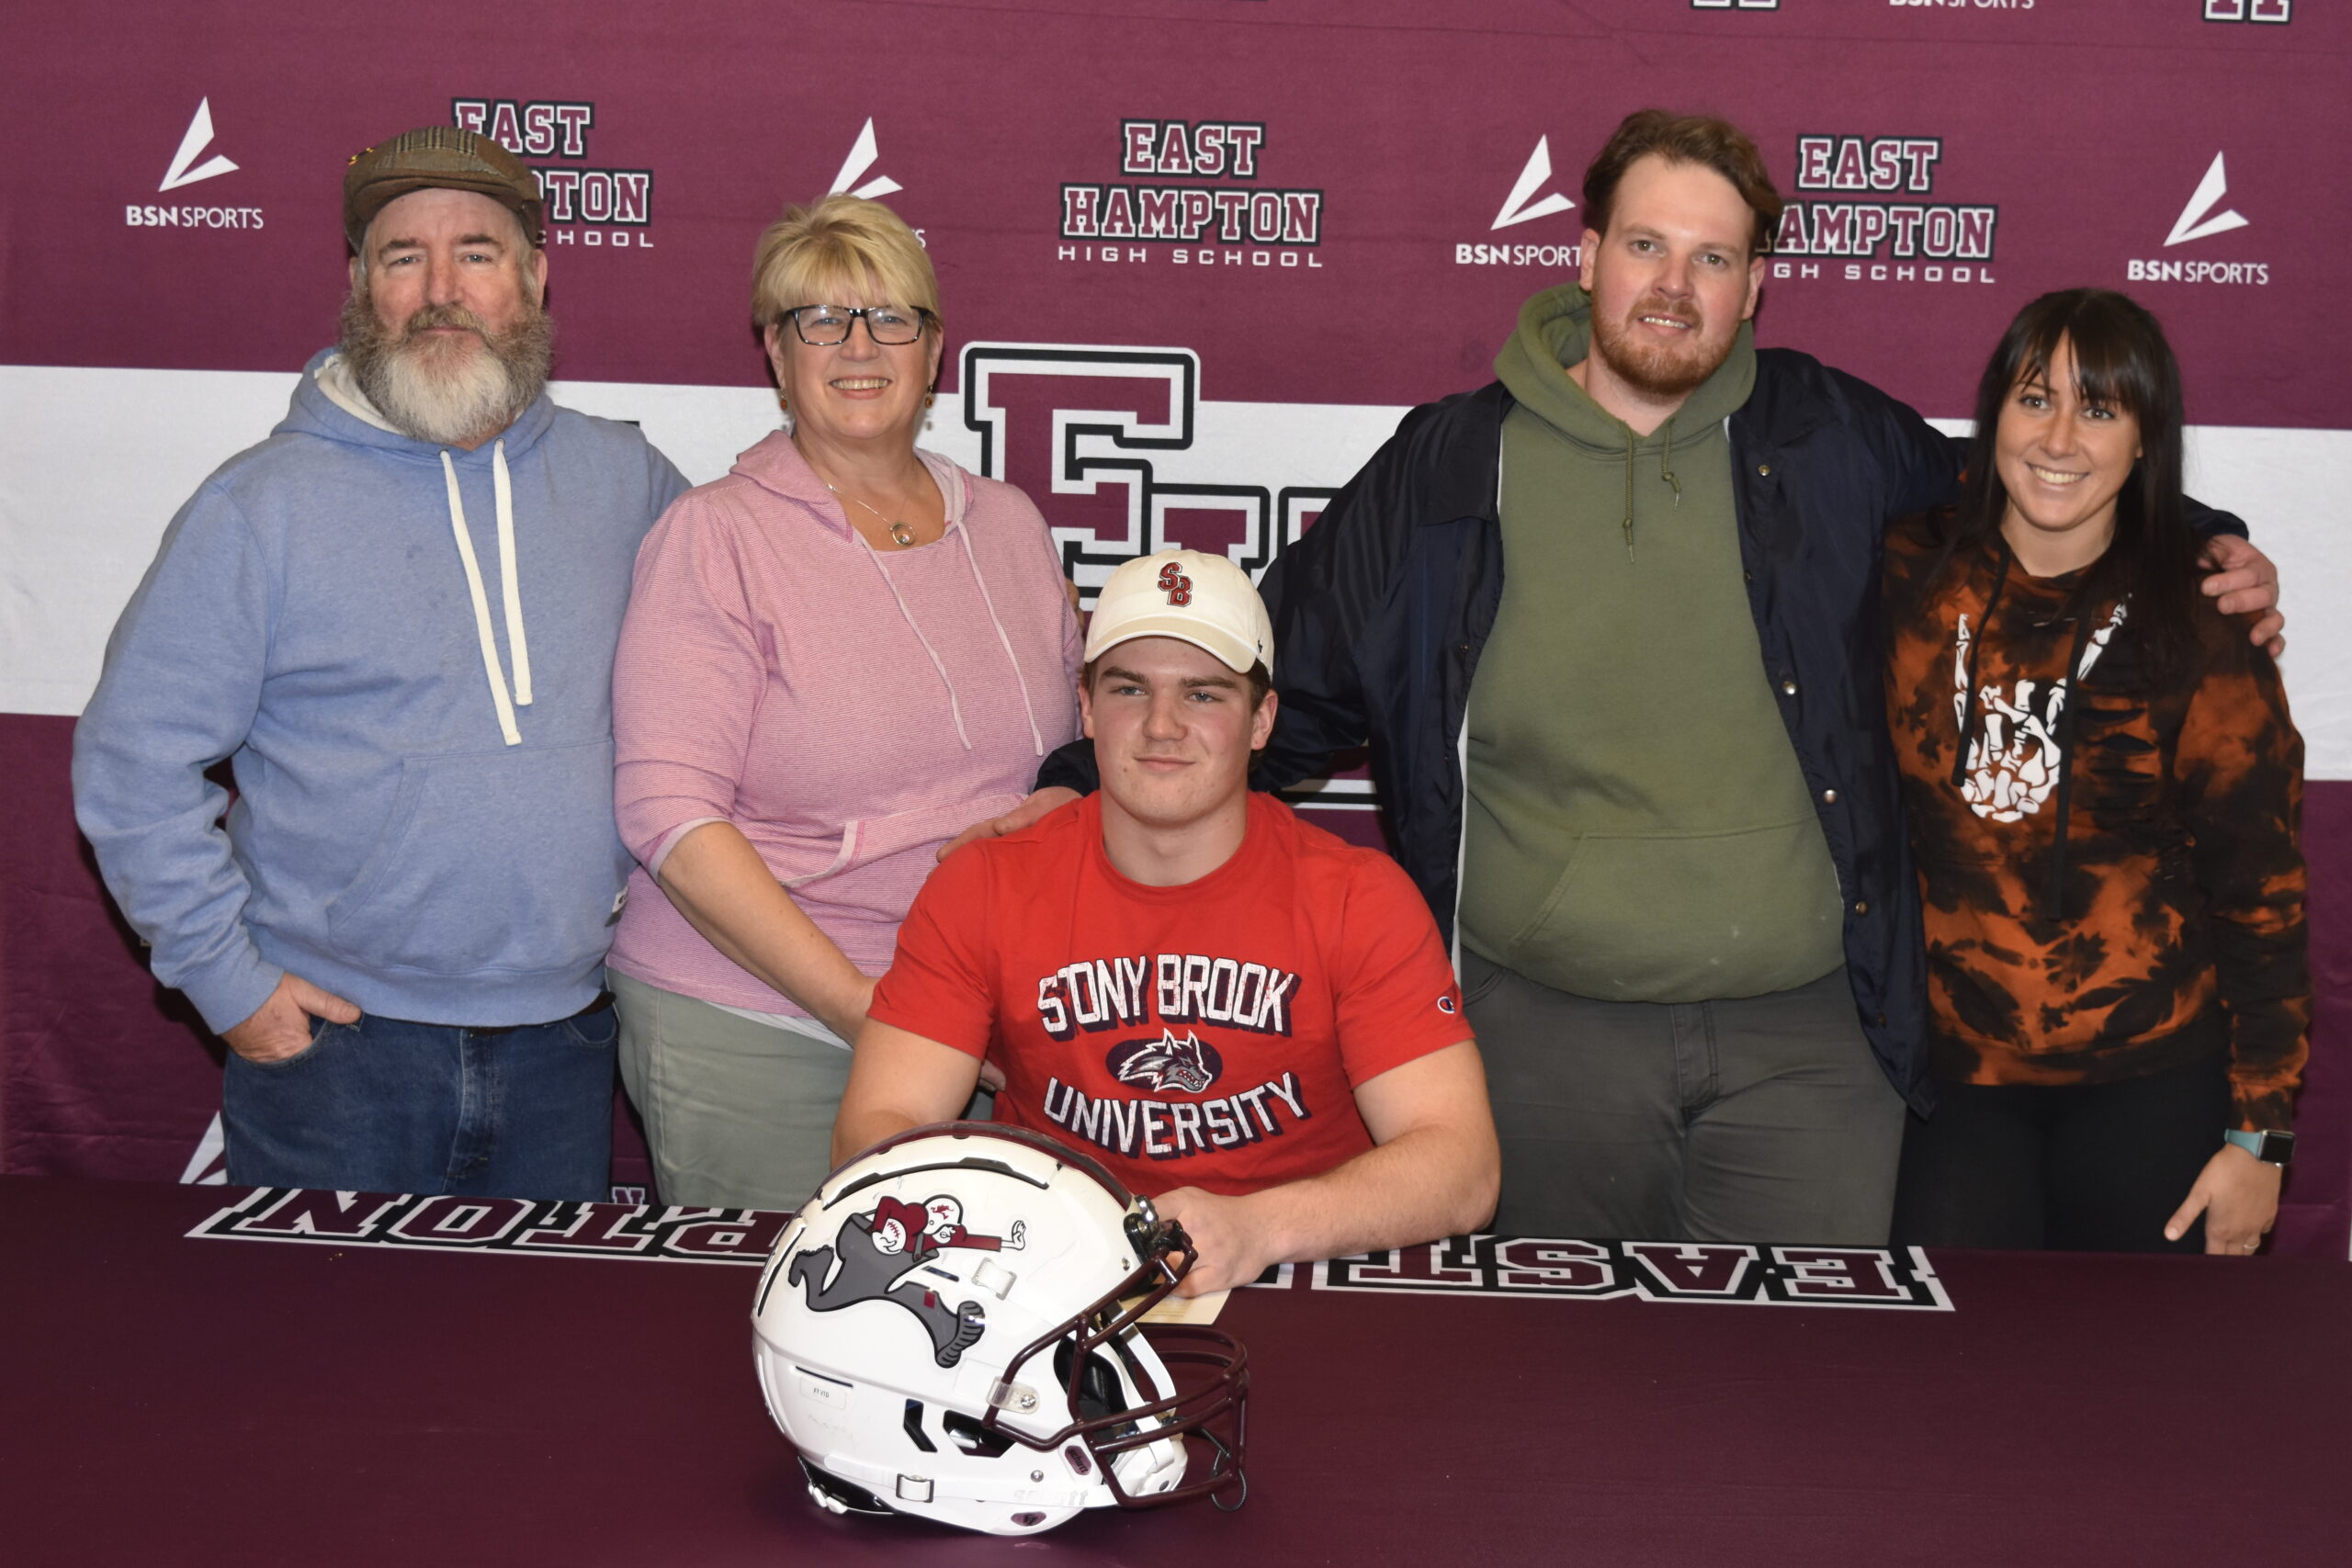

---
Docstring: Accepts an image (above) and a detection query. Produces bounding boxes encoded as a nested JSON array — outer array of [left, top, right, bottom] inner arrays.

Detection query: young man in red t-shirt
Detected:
[[835, 549, 1498, 1293]]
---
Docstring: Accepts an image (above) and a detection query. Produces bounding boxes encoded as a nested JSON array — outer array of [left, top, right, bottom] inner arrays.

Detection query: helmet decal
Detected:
[[786, 1192, 1026, 1368]]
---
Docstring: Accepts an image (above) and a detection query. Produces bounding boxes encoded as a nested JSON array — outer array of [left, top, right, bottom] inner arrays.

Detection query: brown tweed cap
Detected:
[[344, 126, 546, 252]]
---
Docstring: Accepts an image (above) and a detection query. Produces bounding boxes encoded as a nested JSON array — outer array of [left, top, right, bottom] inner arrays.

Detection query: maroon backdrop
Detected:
[[1, 0, 2341, 1248]]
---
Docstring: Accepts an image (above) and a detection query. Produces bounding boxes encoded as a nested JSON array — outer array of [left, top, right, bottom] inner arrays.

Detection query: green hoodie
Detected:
[[1460, 284, 1845, 1001]]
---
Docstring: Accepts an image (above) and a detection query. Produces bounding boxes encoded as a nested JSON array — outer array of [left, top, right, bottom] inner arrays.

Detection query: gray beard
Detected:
[[337, 290, 554, 446]]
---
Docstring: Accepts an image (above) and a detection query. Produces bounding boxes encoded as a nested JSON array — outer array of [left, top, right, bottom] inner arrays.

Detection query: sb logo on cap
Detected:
[[1157, 560, 1193, 606]]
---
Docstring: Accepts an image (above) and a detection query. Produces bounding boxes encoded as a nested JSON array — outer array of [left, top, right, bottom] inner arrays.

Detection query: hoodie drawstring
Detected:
[[862, 544, 974, 750], [1622, 434, 1636, 560], [956, 529, 1048, 757], [1949, 544, 2014, 789], [491, 442, 531, 706], [859, 526, 1049, 757], [1619, 420, 1683, 563], [440, 441, 531, 747]]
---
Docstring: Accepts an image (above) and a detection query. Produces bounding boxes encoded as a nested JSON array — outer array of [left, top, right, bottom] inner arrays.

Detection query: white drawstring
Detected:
[[863, 545, 973, 750], [440, 444, 530, 747], [492, 441, 531, 705], [956, 527, 1047, 757], [834, 458, 1045, 757]]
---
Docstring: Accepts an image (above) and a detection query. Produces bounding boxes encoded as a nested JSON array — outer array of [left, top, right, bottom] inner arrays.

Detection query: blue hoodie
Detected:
[[74, 348, 690, 1032]]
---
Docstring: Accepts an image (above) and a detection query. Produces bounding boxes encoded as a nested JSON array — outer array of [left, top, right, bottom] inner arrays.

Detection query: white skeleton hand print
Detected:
[[1952, 603, 2128, 821]]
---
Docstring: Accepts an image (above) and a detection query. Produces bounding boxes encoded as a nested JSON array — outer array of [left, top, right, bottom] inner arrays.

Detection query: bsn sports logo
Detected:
[[161, 98, 236, 190], [1770, 133, 1999, 288], [452, 97, 653, 249], [825, 118, 924, 245], [127, 98, 264, 231], [1059, 118, 1323, 269], [2128, 152, 2267, 286], [819, 119, 924, 246], [2165, 152, 2247, 244], [831, 118, 901, 198], [1454, 136, 1580, 269]]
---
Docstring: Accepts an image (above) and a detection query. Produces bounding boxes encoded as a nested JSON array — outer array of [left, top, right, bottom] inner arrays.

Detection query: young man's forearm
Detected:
[[1246, 1119, 1499, 1261], [831, 1102, 925, 1167], [1155, 1114, 1498, 1293]]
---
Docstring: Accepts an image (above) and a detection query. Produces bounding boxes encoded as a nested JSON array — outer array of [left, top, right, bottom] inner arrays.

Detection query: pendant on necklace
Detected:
[[888, 521, 917, 547]]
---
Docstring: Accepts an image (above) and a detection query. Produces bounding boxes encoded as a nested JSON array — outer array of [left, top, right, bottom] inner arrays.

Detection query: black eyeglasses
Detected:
[[777, 303, 934, 346]]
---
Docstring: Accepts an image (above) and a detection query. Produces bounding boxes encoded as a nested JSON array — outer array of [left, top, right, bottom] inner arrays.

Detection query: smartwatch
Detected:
[[2224, 1128, 2295, 1168]]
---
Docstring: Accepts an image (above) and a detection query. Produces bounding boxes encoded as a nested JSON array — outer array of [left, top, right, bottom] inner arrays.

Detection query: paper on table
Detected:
[[1139, 1288, 1228, 1325]]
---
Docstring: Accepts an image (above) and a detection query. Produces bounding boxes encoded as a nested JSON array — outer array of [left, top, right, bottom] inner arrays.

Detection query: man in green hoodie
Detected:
[[1461, 112, 1898, 1243]]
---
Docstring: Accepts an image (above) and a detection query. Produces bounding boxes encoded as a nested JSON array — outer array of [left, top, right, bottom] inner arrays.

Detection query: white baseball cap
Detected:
[[1083, 549, 1273, 675]]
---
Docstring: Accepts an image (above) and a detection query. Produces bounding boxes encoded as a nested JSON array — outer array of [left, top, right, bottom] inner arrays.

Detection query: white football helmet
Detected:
[[753, 1122, 1250, 1535]]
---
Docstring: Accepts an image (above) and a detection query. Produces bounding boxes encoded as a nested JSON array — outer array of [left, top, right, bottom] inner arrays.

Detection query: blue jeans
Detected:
[[222, 1001, 619, 1201]]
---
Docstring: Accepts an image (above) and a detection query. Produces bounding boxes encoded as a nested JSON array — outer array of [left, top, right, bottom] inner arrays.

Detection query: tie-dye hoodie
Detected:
[[1881, 509, 2308, 1132]]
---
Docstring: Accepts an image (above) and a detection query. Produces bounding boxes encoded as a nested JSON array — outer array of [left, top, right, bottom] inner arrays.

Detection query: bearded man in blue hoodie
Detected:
[[74, 128, 689, 1201]]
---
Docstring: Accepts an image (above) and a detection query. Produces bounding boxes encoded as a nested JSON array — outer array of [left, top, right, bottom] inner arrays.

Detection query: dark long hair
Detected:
[[1931, 288, 2200, 681]]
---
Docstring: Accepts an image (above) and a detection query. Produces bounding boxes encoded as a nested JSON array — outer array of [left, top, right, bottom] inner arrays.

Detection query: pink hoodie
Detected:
[[606, 432, 1081, 1016]]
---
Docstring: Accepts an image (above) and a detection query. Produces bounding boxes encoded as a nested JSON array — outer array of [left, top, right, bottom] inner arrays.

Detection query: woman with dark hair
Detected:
[[1883, 288, 2307, 1255]]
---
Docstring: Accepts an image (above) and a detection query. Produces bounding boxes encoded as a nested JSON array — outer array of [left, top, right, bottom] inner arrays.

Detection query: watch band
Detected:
[[2224, 1128, 2295, 1167]]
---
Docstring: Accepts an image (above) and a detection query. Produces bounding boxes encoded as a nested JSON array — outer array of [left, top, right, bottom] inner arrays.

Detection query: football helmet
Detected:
[[752, 1122, 1250, 1535]]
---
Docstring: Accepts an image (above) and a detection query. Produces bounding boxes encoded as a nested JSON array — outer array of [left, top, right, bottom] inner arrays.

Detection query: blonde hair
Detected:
[[751, 194, 939, 331]]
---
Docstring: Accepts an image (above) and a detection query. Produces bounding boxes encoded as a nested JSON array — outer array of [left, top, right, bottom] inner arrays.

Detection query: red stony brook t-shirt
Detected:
[[868, 791, 1470, 1199]]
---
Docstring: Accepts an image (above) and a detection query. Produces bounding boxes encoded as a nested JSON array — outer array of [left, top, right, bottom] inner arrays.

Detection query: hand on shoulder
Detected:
[[935, 787, 1080, 863]]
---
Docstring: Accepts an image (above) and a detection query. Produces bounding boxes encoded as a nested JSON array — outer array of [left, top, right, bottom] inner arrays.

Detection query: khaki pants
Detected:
[[611, 970, 854, 1212], [1464, 953, 1906, 1244]]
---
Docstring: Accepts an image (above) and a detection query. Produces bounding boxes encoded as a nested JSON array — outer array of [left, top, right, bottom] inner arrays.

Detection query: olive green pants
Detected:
[[611, 970, 854, 1213]]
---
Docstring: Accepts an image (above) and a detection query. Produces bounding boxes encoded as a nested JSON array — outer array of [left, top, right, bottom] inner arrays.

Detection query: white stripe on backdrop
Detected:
[[5, 362, 2346, 773]]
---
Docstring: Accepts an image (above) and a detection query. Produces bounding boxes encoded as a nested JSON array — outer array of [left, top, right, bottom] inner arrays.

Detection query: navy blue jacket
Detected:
[[1045, 348, 2245, 1111]]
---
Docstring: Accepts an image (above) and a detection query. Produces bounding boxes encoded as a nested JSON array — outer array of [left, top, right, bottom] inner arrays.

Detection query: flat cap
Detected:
[[345, 125, 545, 252]]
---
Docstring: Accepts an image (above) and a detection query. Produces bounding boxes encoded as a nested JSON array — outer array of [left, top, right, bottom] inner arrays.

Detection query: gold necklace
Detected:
[[825, 482, 918, 547]]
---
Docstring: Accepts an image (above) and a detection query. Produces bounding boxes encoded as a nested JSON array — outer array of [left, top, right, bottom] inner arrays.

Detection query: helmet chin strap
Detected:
[[797, 1458, 894, 1518], [1207, 1431, 1248, 1513]]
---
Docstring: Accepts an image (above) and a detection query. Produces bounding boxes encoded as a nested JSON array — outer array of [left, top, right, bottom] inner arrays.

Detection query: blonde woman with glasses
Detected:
[[606, 196, 1080, 1208]]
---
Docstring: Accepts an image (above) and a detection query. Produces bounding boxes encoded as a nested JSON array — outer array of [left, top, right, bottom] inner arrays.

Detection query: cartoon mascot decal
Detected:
[[787, 1194, 1027, 1368]]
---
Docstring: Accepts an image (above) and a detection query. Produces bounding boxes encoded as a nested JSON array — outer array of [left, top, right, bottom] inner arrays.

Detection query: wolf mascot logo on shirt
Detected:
[[1109, 1028, 1223, 1093]]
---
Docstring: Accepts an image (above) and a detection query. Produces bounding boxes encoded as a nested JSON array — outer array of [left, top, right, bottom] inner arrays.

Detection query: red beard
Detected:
[[1589, 295, 1735, 400]]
